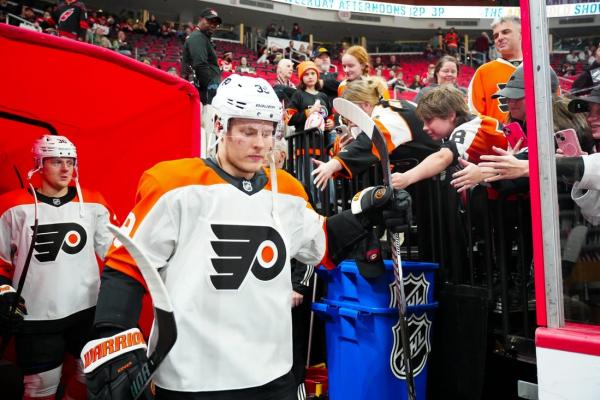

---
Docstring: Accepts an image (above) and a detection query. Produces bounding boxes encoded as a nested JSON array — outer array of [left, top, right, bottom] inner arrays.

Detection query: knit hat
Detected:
[[297, 61, 320, 81]]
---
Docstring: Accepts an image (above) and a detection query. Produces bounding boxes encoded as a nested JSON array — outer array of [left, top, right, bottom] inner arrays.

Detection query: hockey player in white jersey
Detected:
[[0, 135, 117, 400], [82, 74, 408, 400]]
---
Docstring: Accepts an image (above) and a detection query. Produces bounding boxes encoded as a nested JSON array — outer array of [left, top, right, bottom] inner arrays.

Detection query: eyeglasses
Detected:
[[47, 158, 75, 168]]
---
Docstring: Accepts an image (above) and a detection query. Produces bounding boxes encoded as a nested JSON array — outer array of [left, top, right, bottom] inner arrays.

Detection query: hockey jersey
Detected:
[[53, 1, 88, 38], [104, 158, 332, 392], [334, 101, 439, 178], [444, 115, 508, 165], [0, 186, 116, 321], [468, 58, 521, 123]]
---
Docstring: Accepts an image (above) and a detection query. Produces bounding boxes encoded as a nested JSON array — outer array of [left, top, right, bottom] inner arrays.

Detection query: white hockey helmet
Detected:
[[28, 135, 77, 179], [211, 74, 283, 134]]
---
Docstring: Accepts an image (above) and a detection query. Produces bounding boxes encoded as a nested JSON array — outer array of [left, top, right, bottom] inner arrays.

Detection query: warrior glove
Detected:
[[350, 185, 394, 227], [0, 284, 27, 335], [81, 328, 150, 400]]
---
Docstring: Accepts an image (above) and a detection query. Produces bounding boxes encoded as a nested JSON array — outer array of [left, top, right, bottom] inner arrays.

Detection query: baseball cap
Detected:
[[569, 87, 600, 113], [492, 65, 559, 99], [316, 47, 330, 57], [200, 8, 222, 24], [355, 230, 385, 279]]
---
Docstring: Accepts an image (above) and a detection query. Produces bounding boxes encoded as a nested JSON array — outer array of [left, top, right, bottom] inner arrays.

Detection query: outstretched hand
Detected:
[[311, 158, 342, 191], [451, 159, 484, 193], [479, 146, 529, 182]]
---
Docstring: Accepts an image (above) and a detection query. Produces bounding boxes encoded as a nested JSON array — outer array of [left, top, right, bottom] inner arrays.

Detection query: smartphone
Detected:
[[503, 122, 528, 149], [555, 128, 584, 157]]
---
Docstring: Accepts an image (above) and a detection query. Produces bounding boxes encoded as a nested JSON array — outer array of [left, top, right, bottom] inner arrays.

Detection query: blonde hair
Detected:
[[342, 77, 388, 105], [273, 138, 288, 155], [344, 45, 370, 76], [416, 85, 470, 125]]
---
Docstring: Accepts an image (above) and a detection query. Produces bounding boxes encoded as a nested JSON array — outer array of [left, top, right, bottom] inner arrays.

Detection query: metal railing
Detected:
[[6, 13, 41, 31], [285, 126, 537, 361]]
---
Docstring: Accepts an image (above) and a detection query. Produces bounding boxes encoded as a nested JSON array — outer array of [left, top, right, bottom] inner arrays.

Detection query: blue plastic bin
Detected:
[[318, 259, 438, 308], [313, 299, 438, 400]]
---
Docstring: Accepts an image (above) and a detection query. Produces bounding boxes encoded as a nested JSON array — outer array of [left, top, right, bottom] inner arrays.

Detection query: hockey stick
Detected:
[[333, 98, 416, 400], [0, 185, 38, 399], [0, 185, 39, 358], [107, 225, 177, 400]]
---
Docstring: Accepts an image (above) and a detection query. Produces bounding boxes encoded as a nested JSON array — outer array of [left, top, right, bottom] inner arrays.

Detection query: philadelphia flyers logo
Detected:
[[32, 223, 87, 262], [496, 82, 509, 113], [209, 224, 287, 290]]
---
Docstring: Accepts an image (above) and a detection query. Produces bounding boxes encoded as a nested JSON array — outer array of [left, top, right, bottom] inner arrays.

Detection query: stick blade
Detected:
[[107, 224, 173, 313], [333, 98, 376, 139]]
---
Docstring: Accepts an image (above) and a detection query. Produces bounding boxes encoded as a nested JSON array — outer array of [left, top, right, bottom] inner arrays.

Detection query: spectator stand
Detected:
[[5, 12, 41, 32]]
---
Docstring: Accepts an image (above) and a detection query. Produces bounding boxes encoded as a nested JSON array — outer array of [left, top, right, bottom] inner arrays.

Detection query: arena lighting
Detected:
[[272, 0, 600, 19]]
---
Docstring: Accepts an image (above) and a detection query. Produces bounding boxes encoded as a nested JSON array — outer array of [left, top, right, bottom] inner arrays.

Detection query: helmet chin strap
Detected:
[[73, 166, 85, 217], [267, 151, 281, 230], [27, 164, 85, 218]]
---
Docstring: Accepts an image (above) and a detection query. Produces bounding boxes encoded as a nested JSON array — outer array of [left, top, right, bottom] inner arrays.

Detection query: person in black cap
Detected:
[[183, 8, 222, 105], [312, 47, 340, 117], [571, 46, 600, 95], [569, 87, 600, 150]]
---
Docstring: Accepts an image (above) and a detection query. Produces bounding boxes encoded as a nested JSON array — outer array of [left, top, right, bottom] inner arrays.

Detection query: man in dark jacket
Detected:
[[572, 45, 600, 95], [183, 8, 222, 104]]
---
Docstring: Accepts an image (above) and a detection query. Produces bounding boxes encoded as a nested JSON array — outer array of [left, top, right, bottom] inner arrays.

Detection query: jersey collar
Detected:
[[34, 186, 77, 207], [206, 158, 268, 195]]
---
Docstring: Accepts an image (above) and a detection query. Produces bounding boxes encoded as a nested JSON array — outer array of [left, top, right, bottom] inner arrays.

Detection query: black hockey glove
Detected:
[[556, 156, 585, 184], [383, 189, 412, 233], [351, 185, 393, 227], [0, 284, 27, 335], [81, 328, 151, 400]]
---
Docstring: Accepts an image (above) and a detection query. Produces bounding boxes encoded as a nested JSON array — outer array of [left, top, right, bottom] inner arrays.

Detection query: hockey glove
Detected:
[[351, 185, 393, 227], [0, 284, 27, 335], [382, 189, 412, 233], [81, 328, 150, 400]]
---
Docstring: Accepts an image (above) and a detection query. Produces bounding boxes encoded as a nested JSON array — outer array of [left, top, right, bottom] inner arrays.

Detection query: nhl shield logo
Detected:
[[52, 198, 62, 206], [388, 273, 430, 307], [242, 180, 253, 192], [390, 313, 432, 379]]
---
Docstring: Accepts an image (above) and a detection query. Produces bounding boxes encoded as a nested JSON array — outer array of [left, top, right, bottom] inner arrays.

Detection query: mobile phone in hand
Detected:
[[555, 128, 583, 157], [503, 122, 528, 149]]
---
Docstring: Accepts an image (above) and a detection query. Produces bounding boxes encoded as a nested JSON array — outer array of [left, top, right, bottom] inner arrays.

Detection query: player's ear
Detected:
[[448, 111, 457, 124], [214, 117, 224, 137]]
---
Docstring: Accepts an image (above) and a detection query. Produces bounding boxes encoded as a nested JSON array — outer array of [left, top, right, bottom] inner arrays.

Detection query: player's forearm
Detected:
[[94, 266, 145, 337]]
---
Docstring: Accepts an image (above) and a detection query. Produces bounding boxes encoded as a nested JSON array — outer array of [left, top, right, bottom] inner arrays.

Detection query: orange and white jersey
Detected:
[[468, 58, 520, 123], [0, 186, 116, 320], [371, 103, 414, 154], [446, 115, 508, 165], [105, 158, 329, 391]]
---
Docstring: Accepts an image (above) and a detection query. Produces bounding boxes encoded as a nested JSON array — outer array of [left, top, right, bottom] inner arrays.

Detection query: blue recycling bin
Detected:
[[313, 299, 438, 400], [317, 259, 438, 308]]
